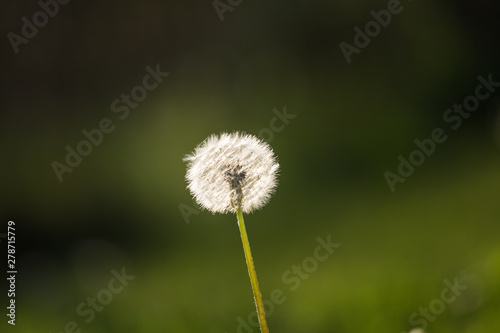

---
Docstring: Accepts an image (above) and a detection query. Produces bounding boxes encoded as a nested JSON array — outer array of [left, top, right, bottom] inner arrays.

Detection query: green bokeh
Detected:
[[2, 0, 500, 332]]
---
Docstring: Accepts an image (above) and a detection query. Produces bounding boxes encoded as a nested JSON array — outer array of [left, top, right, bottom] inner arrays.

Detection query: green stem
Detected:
[[237, 207, 269, 333]]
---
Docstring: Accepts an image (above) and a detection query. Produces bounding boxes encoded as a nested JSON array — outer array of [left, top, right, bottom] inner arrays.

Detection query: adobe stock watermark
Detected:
[[230, 235, 340, 333], [51, 64, 169, 183], [7, 0, 72, 54], [178, 203, 200, 225], [212, 0, 243, 22], [257, 105, 296, 143], [339, 0, 406, 64], [179, 105, 296, 225], [384, 73, 500, 192], [50, 267, 135, 333], [400, 276, 467, 333]]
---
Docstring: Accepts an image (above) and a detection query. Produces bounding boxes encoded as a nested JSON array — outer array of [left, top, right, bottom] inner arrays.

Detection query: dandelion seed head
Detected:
[[184, 132, 279, 214]]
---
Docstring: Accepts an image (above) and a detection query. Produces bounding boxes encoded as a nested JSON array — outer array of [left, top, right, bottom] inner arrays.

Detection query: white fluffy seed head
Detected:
[[184, 132, 279, 214]]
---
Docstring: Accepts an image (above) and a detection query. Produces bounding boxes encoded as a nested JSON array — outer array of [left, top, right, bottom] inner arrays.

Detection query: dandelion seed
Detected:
[[184, 131, 279, 333], [184, 131, 279, 214]]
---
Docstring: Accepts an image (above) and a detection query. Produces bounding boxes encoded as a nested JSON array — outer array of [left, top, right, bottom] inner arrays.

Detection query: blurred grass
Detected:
[[5, 77, 500, 332], [17, 144, 500, 333], [3, 1, 500, 332]]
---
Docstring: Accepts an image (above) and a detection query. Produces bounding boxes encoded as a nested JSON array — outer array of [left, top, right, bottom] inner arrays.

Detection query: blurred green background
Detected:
[[1, 0, 500, 332]]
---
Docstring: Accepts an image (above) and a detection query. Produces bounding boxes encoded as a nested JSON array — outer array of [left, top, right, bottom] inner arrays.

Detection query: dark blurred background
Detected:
[[1, 0, 500, 332]]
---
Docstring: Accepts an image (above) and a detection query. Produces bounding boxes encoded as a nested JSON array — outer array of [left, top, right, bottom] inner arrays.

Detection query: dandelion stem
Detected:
[[236, 207, 269, 333]]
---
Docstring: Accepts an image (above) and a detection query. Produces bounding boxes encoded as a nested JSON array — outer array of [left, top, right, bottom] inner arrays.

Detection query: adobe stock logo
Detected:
[[384, 74, 499, 192], [232, 235, 340, 333], [212, 0, 243, 22], [257, 105, 296, 143], [51, 64, 169, 183], [50, 267, 135, 333], [339, 0, 404, 64], [7, 0, 72, 54], [401, 277, 467, 333]]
